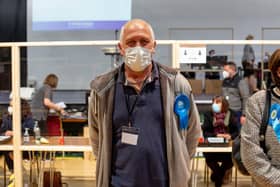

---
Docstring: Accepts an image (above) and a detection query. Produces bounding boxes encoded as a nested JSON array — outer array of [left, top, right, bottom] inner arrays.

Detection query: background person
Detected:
[[88, 19, 201, 187], [202, 96, 239, 187], [1, 98, 34, 186], [222, 62, 250, 128], [239, 68, 259, 125], [31, 74, 67, 135], [242, 34, 255, 70], [241, 49, 280, 186]]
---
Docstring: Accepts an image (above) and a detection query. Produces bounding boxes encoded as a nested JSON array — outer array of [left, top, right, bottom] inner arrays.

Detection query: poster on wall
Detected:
[[32, 0, 131, 31], [179, 45, 206, 64]]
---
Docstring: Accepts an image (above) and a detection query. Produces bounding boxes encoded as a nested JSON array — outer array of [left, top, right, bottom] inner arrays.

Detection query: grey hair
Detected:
[[119, 20, 155, 43]]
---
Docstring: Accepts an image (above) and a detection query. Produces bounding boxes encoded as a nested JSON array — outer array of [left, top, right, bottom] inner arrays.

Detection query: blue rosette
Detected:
[[269, 103, 280, 142], [174, 94, 190, 130]]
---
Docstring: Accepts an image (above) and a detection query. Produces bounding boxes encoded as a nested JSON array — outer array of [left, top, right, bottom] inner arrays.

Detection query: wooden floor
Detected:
[[0, 156, 254, 187]]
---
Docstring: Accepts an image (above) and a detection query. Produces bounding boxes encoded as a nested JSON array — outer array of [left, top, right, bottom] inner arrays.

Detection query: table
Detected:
[[61, 117, 88, 136], [191, 145, 237, 187], [47, 115, 88, 136], [21, 136, 92, 186], [0, 139, 13, 151], [21, 136, 92, 152]]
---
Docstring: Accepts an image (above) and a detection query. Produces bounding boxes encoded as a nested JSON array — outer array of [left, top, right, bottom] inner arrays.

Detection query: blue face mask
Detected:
[[212, 103, 221, 113]]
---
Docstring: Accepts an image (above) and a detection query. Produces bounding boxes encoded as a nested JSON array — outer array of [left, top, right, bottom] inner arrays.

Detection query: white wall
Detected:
[[27, 0, 280, 89]]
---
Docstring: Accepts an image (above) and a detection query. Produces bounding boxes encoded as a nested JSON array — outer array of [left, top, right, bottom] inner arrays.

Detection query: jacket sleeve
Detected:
[[228, 111, 239, 140], [22, 116, 35, 131], [0, 116, 11, 135], [202, 112, 216, 138], [241, 93, 280, 186], [186, 92, 202, 158], [88, 89, 100, 157], [176, 74, 202, 158], [238, 79, 250, 114]]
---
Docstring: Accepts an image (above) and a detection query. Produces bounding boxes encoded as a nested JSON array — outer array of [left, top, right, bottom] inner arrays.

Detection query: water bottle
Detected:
[[33, 121, 41, 144], [23, 128, 30, 143]]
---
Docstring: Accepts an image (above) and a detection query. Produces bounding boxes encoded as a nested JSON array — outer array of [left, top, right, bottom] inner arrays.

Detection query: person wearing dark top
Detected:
[[88, 19, 201, 187], [242, 34, 255, 70], [202, 96, 239, 187], [31, 74, 67, 135], [1, 99, 34, 186]]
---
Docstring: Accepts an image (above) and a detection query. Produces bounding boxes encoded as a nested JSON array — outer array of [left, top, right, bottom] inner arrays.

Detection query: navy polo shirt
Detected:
[[111, 63, 169, 187]]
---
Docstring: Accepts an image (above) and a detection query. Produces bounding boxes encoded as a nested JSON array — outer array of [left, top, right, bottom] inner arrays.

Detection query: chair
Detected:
[[204, 161, 238, 187]]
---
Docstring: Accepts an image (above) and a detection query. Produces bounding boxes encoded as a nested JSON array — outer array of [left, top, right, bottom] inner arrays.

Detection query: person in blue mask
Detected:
[[88, 19, 201, 187], [202, 96, 239, 187]]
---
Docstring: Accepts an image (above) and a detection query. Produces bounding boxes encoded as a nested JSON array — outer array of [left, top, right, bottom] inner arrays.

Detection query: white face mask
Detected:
[[8, 106, 12, 115], [222, 70, 230, 79], [124, 46, 152, 72]]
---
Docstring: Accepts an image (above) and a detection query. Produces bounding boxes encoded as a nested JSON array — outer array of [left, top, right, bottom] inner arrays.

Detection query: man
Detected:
[[222, 62, 250, 126], [88, 19, 201, 187]]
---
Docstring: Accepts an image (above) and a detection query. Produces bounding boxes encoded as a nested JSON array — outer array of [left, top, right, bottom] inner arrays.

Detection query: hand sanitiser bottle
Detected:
[[23, 128, 30, 143], [33, 121, 41, 144]]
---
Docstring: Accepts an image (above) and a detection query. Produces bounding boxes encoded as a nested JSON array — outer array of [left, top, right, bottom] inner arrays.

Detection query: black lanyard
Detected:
[[124, 91, 139, 127]]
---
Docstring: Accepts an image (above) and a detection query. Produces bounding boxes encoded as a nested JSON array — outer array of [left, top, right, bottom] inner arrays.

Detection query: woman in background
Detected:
[[31, 74, 66, 135], [1, 99, 34, 187], [202, 96, 239, 187]]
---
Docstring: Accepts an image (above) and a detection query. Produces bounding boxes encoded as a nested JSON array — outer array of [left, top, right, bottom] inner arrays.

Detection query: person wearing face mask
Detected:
[[241, 49, 280, 186], [1, 99, 34, 136], [1, 99, 34, 186], [88, 19, 201, 187], [202, 96, 239, 187], [222, 61, 250, 128]]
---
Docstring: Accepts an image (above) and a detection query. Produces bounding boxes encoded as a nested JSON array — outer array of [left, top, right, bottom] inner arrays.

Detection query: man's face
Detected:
[[223, 65, 234, 78], [118, 22, 156, 56]]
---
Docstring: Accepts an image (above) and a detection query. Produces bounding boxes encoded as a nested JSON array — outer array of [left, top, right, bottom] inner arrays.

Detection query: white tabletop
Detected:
[[196, 146, 232, 153]]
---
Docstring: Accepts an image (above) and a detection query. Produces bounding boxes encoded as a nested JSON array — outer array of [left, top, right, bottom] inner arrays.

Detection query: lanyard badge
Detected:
[[268, 103, 280, 142], [174, 94, 190, 130]]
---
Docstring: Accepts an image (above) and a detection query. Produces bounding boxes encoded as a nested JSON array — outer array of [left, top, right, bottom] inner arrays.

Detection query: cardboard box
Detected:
[[188, 79, 203, 95], [205, 79, 222, 95]]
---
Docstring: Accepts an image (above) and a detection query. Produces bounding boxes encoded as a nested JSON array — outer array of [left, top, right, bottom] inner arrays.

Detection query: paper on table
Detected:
[[49, 102, 67, 113], [56, 102, 66, 108]]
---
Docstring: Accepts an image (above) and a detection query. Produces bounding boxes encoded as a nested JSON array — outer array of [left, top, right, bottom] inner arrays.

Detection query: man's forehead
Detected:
[[124, 22, 150, 34]]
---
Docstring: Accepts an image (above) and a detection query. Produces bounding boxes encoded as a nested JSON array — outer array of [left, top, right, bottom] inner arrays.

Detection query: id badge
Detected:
[[121, 126, 140, 146]]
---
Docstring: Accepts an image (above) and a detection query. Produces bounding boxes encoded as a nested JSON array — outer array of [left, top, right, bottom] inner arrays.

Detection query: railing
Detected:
[[1, 40, 279, 186]]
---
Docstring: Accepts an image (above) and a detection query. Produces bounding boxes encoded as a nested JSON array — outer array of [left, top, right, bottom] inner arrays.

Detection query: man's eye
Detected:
[[126, 41, 136, 47], [141, 40, 149, 46]]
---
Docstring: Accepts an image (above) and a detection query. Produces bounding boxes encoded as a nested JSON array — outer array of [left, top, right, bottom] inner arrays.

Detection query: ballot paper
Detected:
[[49, 102, 67, 113]]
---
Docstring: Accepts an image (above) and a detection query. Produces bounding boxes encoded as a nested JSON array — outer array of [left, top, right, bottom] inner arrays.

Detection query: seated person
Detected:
[[1, 99, 34, 187], [202, 96, 239, 187]]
